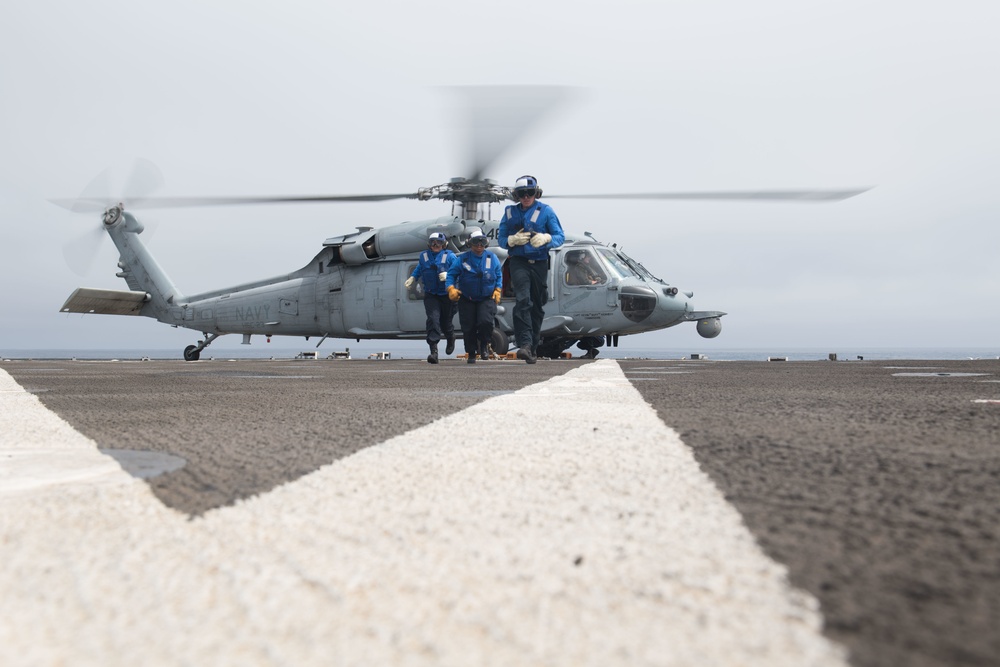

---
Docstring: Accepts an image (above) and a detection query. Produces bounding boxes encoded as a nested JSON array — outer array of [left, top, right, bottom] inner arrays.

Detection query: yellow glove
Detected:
[[447, 285, 462, 302], [529, 232, 552, 248], [508, 230, 531, 246], [492, 288, 502, 304], [404, 276, 415, 289]]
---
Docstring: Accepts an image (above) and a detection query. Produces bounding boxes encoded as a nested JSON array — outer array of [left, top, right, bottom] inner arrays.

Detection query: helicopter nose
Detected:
[[653, 284, 691, 326], [618, 284, 689, 326], [660, 285, 689, 309]]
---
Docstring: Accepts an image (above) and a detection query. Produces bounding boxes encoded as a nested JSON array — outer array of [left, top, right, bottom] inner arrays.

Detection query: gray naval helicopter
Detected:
[[56, 89, 867, 360], [57, 174, 865, 361]]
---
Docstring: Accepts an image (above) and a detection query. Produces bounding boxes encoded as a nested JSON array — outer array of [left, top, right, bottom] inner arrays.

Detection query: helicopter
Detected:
[[54, 89, 868, 361]]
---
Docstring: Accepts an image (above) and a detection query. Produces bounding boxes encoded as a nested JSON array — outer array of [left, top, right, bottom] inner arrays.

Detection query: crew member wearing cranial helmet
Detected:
[[445, 228, 503, 364], [405, 231, 459, 364], [498, 175, 565, 363]]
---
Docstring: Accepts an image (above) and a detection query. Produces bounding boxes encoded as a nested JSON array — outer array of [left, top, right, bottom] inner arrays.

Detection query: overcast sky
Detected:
[[2, 1, 998, 353]]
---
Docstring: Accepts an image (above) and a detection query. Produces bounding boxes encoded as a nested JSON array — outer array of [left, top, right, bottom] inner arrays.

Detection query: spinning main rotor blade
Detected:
[[50, 192, 421, 211], [453, 85, 576, 183], [544, 188, 871, 202], [51, 187, 870, 212]]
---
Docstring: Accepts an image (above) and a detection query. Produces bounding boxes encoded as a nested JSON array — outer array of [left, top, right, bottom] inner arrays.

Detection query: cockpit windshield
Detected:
[[594, 248, 638, 280], [597, 248, 646, 280], [617, 248, 661, 282], [594, 247, 661, 283]]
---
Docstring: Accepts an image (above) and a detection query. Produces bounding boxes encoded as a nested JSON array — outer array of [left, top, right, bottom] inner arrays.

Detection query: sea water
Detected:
[[3, 344, 998, 362]]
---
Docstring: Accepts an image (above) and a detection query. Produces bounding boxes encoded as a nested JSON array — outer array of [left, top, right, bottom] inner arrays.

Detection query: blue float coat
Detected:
[[447, 249, 503, 301], [498, 200, 565, 261], [410, 248, 458, 296]]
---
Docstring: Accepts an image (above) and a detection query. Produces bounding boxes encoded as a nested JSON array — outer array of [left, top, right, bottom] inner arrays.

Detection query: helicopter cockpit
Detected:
[[563, 248, 608, 286]]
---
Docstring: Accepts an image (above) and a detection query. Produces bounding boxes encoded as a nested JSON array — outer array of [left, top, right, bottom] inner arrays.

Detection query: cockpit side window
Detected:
[[563, 249, 608, 286]]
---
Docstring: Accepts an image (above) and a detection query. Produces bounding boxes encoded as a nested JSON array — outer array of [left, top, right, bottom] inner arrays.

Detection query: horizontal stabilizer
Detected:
[[60, 288, 149, 316]]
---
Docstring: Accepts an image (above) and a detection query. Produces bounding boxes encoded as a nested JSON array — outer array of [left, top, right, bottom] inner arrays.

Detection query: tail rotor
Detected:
[[53, 158, 164, 276]]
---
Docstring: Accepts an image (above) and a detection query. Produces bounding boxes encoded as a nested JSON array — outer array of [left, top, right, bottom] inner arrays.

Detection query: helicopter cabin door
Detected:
[[317, 263, 346, 335], [342, 262, 400, 335], [399, 260, 433, 334]]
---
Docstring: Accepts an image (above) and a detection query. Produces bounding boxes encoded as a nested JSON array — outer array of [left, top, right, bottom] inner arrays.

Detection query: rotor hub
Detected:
[[103, 205, 123, 226], [417, 178, 509, 209]]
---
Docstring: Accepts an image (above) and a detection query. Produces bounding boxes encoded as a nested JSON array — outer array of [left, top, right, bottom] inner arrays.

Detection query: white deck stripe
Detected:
[[0, 363, 848, 666]]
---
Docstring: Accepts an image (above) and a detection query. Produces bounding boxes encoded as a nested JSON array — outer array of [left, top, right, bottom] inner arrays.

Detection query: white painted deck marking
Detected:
[[0, 364, 848, 666], [892, 372, 989, 377]]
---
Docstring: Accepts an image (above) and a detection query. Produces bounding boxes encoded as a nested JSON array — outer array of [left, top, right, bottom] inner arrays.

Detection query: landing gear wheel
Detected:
[[182, 333, 222, 362], [489, 328, 510, 356]]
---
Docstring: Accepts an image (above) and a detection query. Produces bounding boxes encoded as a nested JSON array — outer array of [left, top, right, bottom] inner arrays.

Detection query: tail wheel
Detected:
[[183, 345, 201, 362], [489, 328, 510, 355]]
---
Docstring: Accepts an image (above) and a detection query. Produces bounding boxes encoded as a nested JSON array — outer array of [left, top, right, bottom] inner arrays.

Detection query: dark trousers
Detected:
[[423, 293, 454, 347], [457, 298, 497, 356], [508, 256, 548, 350]]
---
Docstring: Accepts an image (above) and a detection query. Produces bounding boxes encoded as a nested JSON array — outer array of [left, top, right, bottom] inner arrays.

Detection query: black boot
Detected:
[[427, 345, 439, 364], [445, 336, 456, 355], [516, 345, 536, 364]]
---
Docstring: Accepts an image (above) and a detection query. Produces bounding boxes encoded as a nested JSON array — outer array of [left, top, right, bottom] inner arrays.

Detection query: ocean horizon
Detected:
[[3, 344, 998, 362]]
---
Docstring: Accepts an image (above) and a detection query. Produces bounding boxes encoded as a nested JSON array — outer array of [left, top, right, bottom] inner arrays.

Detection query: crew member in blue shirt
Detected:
[[498, 175, 565, 363], [405, 232, 458, 364], [446, 228, 503, 364]]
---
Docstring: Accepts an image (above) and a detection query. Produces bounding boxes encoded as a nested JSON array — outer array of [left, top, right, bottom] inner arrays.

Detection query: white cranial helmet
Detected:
[[513, 174, 541, 198]]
